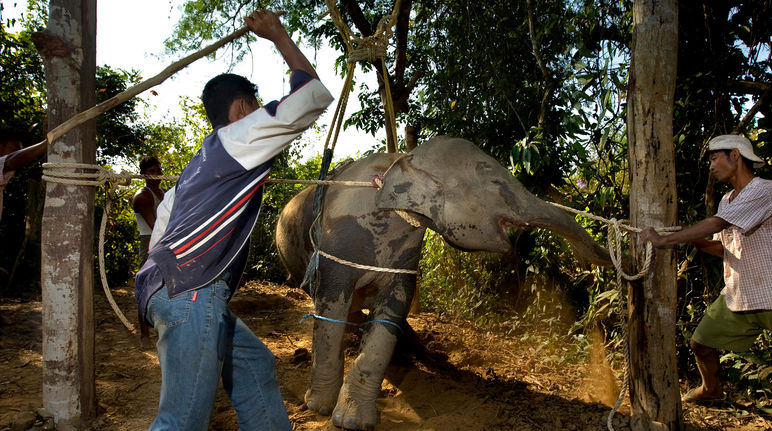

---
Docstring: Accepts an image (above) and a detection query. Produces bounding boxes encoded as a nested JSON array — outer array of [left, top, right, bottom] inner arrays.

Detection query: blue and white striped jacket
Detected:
[[134, 70, 333, 319]]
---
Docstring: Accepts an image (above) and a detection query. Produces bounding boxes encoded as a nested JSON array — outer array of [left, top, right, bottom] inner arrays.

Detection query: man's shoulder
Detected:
[[747, 177, 772, 200], [133, 187, 153, 204], [751, 177, 772, 188]]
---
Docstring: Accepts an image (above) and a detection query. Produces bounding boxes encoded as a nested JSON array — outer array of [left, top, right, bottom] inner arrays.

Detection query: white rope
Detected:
[[98, 196, 137, 333], [546, 202, 673, 430], [42, 162, 373, 188], [318, 249, 418, 274]]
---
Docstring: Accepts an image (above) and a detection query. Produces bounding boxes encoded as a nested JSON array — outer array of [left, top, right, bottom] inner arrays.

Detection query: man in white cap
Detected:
[[641, 134, 771, 403]]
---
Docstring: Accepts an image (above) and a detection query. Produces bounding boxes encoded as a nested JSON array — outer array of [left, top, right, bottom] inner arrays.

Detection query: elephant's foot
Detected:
[[331, 383, 378, 430], [304, 386, 340, 416]]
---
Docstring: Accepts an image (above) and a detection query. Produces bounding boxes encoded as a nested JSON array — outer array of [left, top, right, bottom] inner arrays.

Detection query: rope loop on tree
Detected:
[[346, 13, 396, 63]]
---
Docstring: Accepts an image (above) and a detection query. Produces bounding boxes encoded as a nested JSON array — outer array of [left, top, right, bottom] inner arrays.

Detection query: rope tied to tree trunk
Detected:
[[546, 201, 676, 431]]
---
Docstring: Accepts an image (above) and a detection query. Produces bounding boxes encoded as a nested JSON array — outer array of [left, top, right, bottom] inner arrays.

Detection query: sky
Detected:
[[4, 0, 383, 161]]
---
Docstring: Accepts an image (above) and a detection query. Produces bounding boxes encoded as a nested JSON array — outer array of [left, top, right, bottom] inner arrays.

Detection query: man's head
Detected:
[[139, 155, 162, 187], [202, 74, 260, 128], [0, 130, 22, 157], [707, 135, 764, 182]]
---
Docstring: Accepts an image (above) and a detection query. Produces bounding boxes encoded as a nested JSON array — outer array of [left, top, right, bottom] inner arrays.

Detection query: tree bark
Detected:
[[627, 0, 682, 430], [36, 0, 97, 429]]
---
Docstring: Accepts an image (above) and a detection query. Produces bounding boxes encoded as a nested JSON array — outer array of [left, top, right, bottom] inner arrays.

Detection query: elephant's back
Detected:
[[275, 153, 402, 285], [323, 153, 403, 219]]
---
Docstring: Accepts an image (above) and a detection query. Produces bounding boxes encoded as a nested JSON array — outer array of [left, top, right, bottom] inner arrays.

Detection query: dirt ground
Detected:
[[1, 281, 770, 430]]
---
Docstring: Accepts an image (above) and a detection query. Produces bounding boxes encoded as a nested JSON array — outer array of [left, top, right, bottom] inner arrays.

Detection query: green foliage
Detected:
[[721, 331, 772, 414], [418, 231, 519, 326], [0, 6, 47, 294]]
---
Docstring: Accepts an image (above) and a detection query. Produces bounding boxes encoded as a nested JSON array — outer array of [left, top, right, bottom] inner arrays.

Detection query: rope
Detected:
[[98, 189, 137, 334], [546, 201, 676, 430], [318, 249, 419, 274], [42, 163, 375, 188], [299, 313, 403, 332], [323, 0, 402, 152]]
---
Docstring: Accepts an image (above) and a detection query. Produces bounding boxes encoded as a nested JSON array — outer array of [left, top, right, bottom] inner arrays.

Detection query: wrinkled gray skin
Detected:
[[276, 136, 611, 430]]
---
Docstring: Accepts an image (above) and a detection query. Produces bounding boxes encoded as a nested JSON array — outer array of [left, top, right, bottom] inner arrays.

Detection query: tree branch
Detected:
[[394, 0, 412, 89], [734, 88, 772, 133], [725, 79, 772, 95], [526, 0, 555, 129]]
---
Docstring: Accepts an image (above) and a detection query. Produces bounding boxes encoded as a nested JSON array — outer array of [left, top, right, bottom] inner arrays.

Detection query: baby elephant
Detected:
[[276, 136, 611, 429]]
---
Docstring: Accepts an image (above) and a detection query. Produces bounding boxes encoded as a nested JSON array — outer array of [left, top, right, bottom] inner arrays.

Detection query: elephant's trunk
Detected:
[[518, 198, 613, 267]]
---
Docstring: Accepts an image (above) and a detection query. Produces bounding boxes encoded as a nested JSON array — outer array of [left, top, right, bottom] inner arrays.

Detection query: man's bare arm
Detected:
[[244, 10, 319, 80], [689, 238, 724, 258], [3, 141, 47, 173], [640, 216, 729, 250]]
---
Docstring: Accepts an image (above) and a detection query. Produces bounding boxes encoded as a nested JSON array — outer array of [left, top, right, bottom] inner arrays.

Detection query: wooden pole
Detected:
[[627, 0, 682, 429], [37, 0, 97, 428]]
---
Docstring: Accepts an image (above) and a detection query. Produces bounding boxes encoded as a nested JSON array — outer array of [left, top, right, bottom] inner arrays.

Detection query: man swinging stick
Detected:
[[133, 9, 333, 429]]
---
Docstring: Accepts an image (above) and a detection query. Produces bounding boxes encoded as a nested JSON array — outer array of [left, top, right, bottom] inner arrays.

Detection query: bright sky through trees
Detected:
[[4, 0, 382, 160]]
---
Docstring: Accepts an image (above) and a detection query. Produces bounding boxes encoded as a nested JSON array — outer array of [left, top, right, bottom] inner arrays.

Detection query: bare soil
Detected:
[[1, 281, 769, 430]]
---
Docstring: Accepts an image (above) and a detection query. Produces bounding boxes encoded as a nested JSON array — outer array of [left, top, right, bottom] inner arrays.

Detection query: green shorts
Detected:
[[692, 295, 772, 352]]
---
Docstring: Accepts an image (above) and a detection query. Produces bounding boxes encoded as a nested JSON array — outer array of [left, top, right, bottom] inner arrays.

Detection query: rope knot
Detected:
[[346, 14, 395, 63]]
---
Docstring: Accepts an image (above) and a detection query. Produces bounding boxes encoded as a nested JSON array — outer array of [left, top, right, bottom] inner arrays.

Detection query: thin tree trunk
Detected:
[[627, 0, 682, 429], [36, 0, 97, 428]]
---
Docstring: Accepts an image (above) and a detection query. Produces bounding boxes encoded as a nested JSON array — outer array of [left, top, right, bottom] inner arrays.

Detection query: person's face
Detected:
[[143, 163, 163, 187], [708, 149, 738, 182], [0, 139, 22, 157]]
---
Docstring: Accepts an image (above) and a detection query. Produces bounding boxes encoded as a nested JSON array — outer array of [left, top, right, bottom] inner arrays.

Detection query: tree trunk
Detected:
[[37, 0, 97, 428], [627, 0, 682, 430]]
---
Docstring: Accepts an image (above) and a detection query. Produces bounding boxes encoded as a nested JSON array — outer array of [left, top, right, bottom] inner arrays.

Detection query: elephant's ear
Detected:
[[375, 155, 446, 226]]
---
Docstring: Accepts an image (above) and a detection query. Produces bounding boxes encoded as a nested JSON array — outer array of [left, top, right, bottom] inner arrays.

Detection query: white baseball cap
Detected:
[[708, 135, 765, 169]]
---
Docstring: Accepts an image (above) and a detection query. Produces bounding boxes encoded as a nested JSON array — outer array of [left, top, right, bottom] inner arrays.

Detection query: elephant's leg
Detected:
[[331, 277, 412, 430], [305, 292, 351, 415]]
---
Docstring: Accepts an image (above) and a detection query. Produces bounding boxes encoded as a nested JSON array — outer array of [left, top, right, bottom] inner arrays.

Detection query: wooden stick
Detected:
[[45, 11, 285, 145]]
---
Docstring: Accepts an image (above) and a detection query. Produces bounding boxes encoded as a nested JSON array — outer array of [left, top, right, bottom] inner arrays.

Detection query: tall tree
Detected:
[[33, 0, 97, 427], [627, 0, 681, 429]]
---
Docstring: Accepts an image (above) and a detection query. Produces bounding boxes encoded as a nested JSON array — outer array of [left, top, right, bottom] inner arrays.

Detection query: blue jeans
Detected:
[[145, 279, 291, 431]]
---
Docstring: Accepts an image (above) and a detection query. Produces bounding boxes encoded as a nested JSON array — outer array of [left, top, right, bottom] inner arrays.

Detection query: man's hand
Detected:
[[244, 8, 319, 79], [640, 227, 667, 247], [244, 9, 288, 43]]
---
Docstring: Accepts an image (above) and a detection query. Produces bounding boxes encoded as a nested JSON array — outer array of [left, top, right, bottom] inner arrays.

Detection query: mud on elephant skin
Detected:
[[275, 136, 611, 430]]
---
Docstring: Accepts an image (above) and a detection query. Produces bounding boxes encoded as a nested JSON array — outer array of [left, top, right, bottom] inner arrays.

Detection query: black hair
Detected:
[[708, 149, 755, 170], [202, 73, 259, 128], [139, 155, 161, 174]]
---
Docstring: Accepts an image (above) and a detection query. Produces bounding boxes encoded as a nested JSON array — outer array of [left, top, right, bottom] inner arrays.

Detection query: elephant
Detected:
[[275, 136, 611, 430]]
